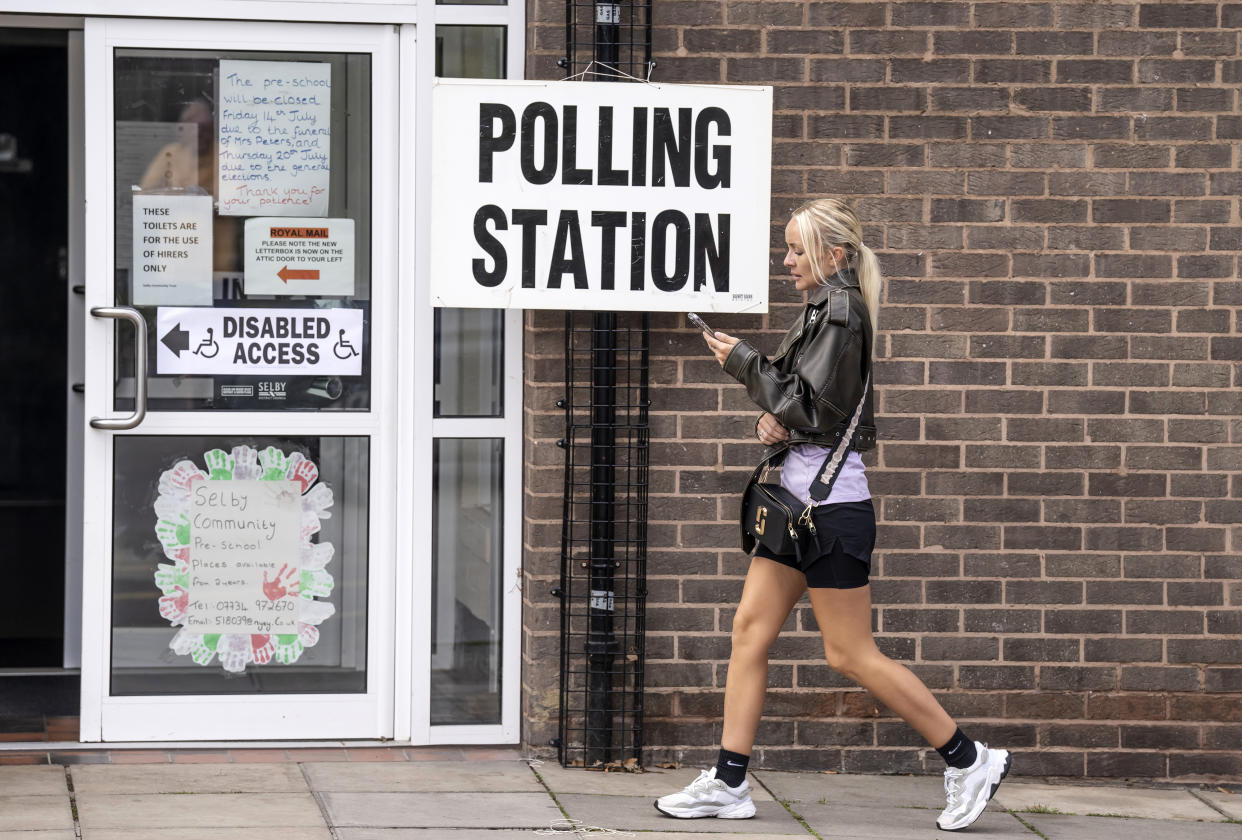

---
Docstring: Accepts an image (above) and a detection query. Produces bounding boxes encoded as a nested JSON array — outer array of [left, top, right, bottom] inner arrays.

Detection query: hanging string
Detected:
[[562, 59, 655, 84]]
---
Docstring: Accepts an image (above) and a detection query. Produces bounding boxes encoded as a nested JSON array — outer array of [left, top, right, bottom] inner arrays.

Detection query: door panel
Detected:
[[110, 48, 373, 413], [80, 18, 397, 742], [0, 28, 69, 669]]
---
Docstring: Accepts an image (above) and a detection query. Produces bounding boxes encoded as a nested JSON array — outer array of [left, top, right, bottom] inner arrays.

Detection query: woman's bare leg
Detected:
[[720, 555, 809, 755], [807, 584, 956, 747]]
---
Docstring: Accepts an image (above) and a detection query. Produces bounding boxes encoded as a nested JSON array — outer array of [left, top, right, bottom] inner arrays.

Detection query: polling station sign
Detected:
[[430, 79, 772, 313], [156, 307, 363, 377]]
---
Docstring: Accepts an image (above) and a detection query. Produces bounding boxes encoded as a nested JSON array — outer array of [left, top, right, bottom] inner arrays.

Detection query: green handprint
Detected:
[[153, 563, 189, 594], [274, 634, 304, 664], [203, 449, 235, 480], [299, 569, 334, 599], [155, 513, 191, 549], [189, 633, 221, 666], [259, 446, 289, 480]]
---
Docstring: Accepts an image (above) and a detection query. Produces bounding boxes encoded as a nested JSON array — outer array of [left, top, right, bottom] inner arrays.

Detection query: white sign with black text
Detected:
[[244, 217, 355, 296], [156, 307, 363, 376], [131, 193, 214, 306], [430, 79, 772, 313]]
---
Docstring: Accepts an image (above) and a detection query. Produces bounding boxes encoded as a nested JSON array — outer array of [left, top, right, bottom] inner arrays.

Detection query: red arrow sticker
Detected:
[[277, 266, 321, 283]]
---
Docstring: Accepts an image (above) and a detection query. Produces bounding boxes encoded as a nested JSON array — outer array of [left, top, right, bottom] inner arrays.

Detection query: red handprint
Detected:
[[261, 565, 299, 601], [159, 585, 189, 621], [251, 634, 275, 665], [289, 458, 319, 493]]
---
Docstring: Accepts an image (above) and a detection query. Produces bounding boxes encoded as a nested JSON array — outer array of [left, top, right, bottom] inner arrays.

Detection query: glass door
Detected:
[[79, 18, 399, 741]]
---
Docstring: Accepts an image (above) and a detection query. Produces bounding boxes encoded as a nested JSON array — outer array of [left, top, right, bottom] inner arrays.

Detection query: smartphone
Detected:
[[687, 312, 713, 335]]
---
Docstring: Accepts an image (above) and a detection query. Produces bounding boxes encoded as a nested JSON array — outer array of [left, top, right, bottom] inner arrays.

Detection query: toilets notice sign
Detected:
[[155, 307, 364, 376], [132, 193, 214, 306]]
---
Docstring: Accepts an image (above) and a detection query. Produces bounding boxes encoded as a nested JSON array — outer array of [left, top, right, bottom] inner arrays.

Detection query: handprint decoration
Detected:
[[261, 564, 299, 600], [152, 444, 335, 673]]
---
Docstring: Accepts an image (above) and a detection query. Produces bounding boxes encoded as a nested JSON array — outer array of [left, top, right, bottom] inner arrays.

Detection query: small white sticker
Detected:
[[589, 589, 615, 612]]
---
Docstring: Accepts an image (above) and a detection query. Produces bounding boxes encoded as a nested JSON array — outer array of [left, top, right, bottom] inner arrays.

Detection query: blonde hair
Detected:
[[790, 198, 882, 334]]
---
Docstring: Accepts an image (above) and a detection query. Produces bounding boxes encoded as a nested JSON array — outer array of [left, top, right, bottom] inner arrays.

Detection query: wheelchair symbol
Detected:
[[333, 329, 359, 360], [192, 327, 219, 359]]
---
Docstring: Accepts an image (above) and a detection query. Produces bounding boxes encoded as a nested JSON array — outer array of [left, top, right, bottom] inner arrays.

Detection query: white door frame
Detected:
[[65, 28, 86, 670], [79, 16, 400, 742], [405, 0, 525, 745]]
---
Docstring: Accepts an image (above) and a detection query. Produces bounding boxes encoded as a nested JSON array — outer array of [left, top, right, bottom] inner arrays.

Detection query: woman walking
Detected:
[[654, 198, 1011, 832]]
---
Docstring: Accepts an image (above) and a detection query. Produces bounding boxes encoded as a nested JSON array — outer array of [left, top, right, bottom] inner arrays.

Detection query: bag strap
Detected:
[[807, 373, 870, 503]]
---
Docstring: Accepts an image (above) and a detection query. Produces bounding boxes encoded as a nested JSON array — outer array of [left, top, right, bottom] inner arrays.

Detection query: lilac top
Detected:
[[779, 444, 871, 506]]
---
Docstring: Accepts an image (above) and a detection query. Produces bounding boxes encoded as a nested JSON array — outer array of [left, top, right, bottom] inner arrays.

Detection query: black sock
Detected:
[[714, 747, 749, 787], [936, 727, 977, 769]]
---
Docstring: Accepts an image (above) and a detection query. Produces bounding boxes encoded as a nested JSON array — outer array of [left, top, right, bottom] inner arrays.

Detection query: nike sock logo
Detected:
[[726, 760, 743, 766]]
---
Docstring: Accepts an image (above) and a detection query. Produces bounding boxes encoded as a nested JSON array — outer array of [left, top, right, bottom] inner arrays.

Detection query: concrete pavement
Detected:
[[0, 753, 1239, 838]]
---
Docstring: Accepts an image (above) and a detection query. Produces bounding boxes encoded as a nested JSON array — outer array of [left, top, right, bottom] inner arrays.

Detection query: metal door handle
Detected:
[[89, 306, 147, 430]]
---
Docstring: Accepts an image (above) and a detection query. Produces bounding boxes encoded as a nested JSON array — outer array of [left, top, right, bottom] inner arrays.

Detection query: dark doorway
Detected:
[[0, 30, 70, 676]]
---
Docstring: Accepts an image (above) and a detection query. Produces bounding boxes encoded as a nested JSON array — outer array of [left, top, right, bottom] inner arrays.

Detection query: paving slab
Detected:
[[557, 793, 807, 834], [321, 792, 563, 829], [795, 802, 1032, 838], [0, 796, 74, 831], [536, 763, 774, 802], [0, 833, 76, 840], [561, 834, 817, 840], [754, 770, 1002, 812], [72, 763, 309, 794], [83, 830, 332, 840], [1199, 791, 1242, 820], [994, 782, 1222, 822], [1025, 814, 1242, 840], [336, 831, 563, 840], [304, 760, 542, 793], [0, 766, 67, 795], [75, 792, 327, 829]]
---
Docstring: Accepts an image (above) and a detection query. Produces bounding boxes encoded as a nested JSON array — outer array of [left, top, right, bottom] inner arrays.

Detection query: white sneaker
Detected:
[[654, 767, 756, 819], [936, 742, 1011, 831]]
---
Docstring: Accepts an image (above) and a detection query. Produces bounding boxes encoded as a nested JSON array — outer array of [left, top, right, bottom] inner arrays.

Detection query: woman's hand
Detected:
[[756, 412, 789, 446], [703, 330, 741, 365]]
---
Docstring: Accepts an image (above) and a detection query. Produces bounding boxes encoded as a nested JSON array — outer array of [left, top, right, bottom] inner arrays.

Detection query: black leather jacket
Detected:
[[722, 270, 876, 453]]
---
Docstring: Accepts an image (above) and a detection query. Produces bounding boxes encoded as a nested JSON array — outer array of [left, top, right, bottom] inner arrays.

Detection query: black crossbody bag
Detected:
[[741, 376, 870, 570]]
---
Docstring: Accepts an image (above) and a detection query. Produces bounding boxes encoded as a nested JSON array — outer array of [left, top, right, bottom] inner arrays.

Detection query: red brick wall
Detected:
[[523, 1, 1242, 779]]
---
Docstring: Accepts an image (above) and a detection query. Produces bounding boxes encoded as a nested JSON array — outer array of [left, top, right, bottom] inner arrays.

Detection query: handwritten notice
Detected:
[[185, 480, 302, 635], [218, 60, 331, 217], [132, 193, 214, 306], [244, 217, 355, 296]]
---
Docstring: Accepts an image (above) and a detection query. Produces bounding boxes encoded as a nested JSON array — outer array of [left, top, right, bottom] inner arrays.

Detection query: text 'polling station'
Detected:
[[471, 103, 733, 294]]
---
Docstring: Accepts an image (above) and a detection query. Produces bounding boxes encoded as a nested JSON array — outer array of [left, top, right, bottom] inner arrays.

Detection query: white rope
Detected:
[[535, 817, 637, 836], [526, 759, 637, 835]]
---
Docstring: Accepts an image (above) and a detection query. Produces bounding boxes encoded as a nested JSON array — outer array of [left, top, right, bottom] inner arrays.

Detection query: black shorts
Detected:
[[753, 500, 876, 589]]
